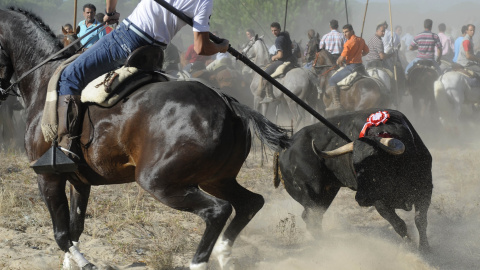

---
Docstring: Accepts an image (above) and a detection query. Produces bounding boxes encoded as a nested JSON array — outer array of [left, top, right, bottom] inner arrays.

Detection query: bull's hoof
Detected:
[[259, 96, 275, 104], [82, 263, 97, 270]]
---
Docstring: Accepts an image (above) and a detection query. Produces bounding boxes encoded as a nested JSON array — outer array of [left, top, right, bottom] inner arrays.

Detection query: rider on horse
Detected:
[[327, 24, 369, 112], [457, 24, 480, 87], [56, 0, 229, 162], [319, 19, 345, 64], [363, 23, 387, 69], [404, 19, 442, 77], [259, 22, 294, 104]]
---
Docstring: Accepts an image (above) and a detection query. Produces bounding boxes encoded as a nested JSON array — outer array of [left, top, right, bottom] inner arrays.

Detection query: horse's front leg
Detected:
[[37, 175, 94, 269]]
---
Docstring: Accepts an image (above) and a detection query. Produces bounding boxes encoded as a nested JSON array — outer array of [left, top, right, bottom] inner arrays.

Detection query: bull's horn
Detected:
[[379, 138, 405, 155], [312, 140, 354, 158]]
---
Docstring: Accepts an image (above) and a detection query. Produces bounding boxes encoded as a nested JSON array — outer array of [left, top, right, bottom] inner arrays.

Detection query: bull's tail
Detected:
[[230, 101, 291, 152]]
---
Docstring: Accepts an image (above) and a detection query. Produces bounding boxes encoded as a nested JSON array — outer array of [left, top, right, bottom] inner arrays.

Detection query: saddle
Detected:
[[408, 59, 439, 77], [271, 61, 295, 78], [81, 45, 168, 107], [335, 66, 368, 89]]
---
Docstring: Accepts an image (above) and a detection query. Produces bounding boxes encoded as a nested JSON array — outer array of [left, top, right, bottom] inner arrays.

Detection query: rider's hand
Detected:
[[104, 12, 120, 25], [217, 39, 230, 53]]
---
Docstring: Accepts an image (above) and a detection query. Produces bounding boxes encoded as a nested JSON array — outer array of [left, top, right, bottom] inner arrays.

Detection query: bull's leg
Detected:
[[37, 175, 94, 269], [137, 180, 232, 270], [374, 200, 409, 240], [302, 185, 340, 238], [201, 178, 264, 270], [414, 191, 432, 253]]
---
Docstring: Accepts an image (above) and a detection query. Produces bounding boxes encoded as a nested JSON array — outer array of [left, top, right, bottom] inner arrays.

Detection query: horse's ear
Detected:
[[61, 27, 67, 35], [75, 26, 80, 34], [255, 34, 258, 41]]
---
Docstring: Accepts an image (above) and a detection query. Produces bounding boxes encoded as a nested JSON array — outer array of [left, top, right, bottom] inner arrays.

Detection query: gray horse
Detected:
[[243, 37, 319, 129]]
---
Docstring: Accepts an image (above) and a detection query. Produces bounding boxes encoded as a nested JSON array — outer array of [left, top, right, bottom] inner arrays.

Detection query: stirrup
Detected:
[[260, 96, 275, 104]]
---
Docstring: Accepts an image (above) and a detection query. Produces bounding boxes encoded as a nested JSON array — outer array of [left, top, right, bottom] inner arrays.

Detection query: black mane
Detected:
[[8, 6, 63, 49]]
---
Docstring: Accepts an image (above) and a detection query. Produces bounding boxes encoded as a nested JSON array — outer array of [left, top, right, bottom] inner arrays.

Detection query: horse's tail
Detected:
[[230, 101, 291, 152]]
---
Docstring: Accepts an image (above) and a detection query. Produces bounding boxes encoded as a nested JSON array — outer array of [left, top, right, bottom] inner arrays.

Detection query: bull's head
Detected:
[[312, 136, 409, 207]]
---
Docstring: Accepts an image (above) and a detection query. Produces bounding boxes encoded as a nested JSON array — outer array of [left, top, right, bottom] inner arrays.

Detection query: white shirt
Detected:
[[382, 29, 400, 54], [127, 0, 213, 44]]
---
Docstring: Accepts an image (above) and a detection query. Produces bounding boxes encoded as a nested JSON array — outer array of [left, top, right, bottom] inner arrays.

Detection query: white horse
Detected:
[[434, 71, 480, 129], [243, 37, 319, 129]]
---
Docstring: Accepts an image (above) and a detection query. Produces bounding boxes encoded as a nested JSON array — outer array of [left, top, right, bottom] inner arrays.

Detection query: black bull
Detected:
[[274, 109, 432, 252]]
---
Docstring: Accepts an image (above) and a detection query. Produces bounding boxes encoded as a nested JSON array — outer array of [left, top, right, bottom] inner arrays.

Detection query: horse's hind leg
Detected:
[[37, 175, 94, 269], [137, 180, 232, 270], [201, 178, 264, 269]]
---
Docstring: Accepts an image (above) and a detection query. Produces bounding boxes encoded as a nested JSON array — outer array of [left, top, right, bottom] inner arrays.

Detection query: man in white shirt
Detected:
[[56, 0, 229, 169]]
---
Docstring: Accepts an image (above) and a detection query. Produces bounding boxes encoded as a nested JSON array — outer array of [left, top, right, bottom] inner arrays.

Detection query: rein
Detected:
[[319, 65, 338, 77], [0, 22, 106, 100]]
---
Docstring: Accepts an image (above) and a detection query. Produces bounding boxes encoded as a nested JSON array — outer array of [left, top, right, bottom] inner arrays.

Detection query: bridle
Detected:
[[0, 22, 106, 101]]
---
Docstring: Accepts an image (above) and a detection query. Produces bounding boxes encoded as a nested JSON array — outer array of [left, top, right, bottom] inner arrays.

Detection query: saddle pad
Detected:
[[271, 61, 291, 78], [335, 69, 360, 87], [81, 66, 139, 105]]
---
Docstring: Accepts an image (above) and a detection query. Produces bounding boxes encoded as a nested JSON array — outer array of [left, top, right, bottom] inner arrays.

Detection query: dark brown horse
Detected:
[[0, 8, 290, 270], [406, 63, 439, 117], [314, 50, 391, 116]]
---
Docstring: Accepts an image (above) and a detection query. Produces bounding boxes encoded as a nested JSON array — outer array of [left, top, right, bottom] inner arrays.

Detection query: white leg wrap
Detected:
[[62, 242, 80, 270], [68, 245, 90, 268], [212, 239, 235, 270], [189, 262, 207, 270]]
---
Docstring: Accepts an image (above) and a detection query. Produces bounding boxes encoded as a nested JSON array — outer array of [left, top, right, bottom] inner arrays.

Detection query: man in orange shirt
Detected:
[[328, 24, 369, 110]]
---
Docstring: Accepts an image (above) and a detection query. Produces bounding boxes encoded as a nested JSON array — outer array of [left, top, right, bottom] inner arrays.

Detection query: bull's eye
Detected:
[[373, 178, 376, 182]]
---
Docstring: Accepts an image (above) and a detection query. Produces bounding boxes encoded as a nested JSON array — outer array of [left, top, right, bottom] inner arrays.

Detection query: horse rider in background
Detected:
[[327, 24, 369, 112], [379, 21, 400, 71], [456, 24, 480, 86], [56, 0, 229, 162], [363, 23, 387, 69], [437, 23, 455, 63], [405, 19, 442, 77], [259, 22, 293, 104], [319, 19, 345, 64], [77, 3, 107, 49], [303, 29, 319, 69], [453, 25, 468, 63]]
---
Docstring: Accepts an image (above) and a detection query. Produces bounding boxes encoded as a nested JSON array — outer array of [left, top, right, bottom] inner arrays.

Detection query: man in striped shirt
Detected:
[[319, 19, 346, 63], [405, 19, 442, 76], [363, 24, 387, 69]]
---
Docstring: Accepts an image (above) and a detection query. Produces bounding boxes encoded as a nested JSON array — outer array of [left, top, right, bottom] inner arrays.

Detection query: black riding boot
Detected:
[[57, 95, 84, 161]]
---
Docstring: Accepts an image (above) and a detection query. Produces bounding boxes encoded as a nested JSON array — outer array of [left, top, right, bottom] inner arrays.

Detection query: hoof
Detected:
[[82, 263, 97, 270]]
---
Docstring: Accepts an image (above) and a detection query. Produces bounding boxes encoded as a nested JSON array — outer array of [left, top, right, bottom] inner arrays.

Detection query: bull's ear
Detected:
[[61, 27, 67, 35], [312, 140, 353, 158], [76, 26, 80, 34]]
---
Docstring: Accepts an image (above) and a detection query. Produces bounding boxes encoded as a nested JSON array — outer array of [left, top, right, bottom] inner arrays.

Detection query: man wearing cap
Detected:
[[56, 0, 229, 169], [327, 24, 369, 111], [319, 19, 346, 64], [404, 19, 442, 76]]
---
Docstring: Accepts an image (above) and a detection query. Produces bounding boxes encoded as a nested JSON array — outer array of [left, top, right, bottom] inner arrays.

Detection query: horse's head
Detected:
[[62, 26, 81, 55]]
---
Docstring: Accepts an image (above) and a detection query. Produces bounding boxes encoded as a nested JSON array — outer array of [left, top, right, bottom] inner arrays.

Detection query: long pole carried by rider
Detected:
[[388, 0, 399, 107], [153, 0, 352, 143], [360, 0, 369, 38]]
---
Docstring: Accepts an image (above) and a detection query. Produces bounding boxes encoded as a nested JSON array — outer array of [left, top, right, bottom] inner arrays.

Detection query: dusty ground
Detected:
[[1, 110, 480, 270]]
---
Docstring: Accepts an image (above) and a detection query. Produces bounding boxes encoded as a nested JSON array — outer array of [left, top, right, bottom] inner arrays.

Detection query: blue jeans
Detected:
[[404, 58, 441, 75], [329, 63, 363, 86], [58, 22, 150, 95]]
